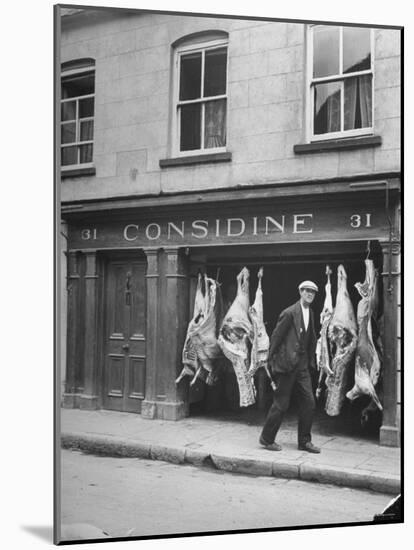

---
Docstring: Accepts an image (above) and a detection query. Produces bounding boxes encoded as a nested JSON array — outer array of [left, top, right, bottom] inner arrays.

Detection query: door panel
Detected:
[[104, 258, 147, 412], [107, 355, 124, 397], [128, 356, 146, 399]]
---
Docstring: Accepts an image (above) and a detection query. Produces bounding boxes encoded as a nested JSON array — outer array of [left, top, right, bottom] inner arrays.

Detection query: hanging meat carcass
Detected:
[[325, 264, 358, 416], [176, 274, 222, 386], [191, 275, 223, 385], [360, 275, 384, 427], [371, 267, 384, 360], [247, 268, 276, 390], [315, 266, 334, 399], [176, 273, 205, 384], [218, 267, 256, 407], [346, 259, 383, 411]]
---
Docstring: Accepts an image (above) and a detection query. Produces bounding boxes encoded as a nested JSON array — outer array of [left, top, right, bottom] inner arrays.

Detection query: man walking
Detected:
[[259, 281, 320, 453]]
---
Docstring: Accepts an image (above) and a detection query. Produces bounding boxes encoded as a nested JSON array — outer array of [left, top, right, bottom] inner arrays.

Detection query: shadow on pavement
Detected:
[[21, 525, 53, 543]]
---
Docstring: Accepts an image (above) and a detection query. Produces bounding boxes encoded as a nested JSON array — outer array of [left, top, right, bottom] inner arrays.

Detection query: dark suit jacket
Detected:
[[268, 300, 317, 374]]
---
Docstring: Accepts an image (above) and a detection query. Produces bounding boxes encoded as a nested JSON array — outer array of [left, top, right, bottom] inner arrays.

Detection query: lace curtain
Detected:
[[344, 75, 372, 130], [204, 99, 226, 148]]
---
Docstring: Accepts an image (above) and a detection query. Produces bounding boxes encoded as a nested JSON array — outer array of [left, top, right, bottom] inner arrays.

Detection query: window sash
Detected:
[[175, 40, 228, 155], [308, 25, 374, 141], [61, 145, 94, 167], [310, 78, 373, 140], [177, 93, 227, 107], [311, 26, 372, 80], [311, 69, 372, 85], [60, 90, 95, 167], [61, 93, 95, 103]]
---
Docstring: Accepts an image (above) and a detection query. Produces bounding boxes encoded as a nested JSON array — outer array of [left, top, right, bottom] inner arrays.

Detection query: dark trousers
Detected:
[[261, 356, 315, 446]]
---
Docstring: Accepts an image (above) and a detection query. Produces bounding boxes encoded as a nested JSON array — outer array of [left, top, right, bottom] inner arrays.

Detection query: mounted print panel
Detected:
[[56, 3, 402, 546]]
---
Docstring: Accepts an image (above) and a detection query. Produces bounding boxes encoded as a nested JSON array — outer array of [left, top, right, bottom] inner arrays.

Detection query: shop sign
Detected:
[[70, 206, 388, 249]]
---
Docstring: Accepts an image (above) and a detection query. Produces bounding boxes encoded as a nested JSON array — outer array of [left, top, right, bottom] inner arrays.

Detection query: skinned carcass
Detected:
[[315, 266, 334, 399], [247, 268, 276, 390], [191, 275, 223, 385], [346, 260, 383, 410], [176, 273, 205, 384], [325, 264, 358, 416], [176, 274, 222, 386], [359, 267, 384, 426], [247, 268, 270, 376], [218, 267, 256, 407]]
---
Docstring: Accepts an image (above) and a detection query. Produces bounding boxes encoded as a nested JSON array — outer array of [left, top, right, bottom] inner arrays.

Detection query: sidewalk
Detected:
[[60, 408, 401, 495]]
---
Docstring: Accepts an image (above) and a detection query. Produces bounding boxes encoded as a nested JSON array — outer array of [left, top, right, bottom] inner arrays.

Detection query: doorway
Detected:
[[189, 242, 384, 439], [103, 256, 147, 413]]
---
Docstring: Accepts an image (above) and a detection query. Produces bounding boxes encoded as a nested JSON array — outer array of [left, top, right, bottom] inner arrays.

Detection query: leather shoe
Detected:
[[298, 442, 321, 454], [259, 436, 282, 451]]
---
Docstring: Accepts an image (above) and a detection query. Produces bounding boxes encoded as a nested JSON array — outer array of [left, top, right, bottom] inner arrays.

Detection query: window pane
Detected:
[[344, 75, 372, 130], [313, 26, 340, 78], [179, 53, 202, 100], [343, 27, 371, 74], [204, 47, 227, 97], [61, 122, 76, 144], [204, 99, 226, 148], [79, 97, 94, 118], [62, 72, 94, 99], [314, 82, 341, 134], [61, 146, 78, 166], [79, 144, 93, 163], [80, 120, 94, 142], [180, 104, 201, 151], [61, 101, 76, 121]]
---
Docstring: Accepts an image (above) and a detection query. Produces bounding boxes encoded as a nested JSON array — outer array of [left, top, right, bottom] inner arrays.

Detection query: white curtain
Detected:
[[326, 89, 341, 133], [345, 75, 372, 130], [205, 100, 226, 148], [344, 79, 358, 130], [359, 75, 372, 127]]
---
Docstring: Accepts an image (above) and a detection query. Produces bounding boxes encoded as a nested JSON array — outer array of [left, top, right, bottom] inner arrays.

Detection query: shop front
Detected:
[[61, 183, 401, 446]]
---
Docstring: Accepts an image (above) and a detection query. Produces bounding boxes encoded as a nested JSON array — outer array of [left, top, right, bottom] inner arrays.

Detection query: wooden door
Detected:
[[103, 259, 146, 412]]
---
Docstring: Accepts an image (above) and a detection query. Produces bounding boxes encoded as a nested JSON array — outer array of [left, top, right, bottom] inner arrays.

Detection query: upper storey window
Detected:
[[175, 36, 228, 155], [309, 26, 373, 140], [61, 59, 95, 169]]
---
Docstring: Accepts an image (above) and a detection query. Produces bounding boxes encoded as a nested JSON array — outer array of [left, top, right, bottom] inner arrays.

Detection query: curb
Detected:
[[61, 432, 400, 495], [299, 462, 400, 494]]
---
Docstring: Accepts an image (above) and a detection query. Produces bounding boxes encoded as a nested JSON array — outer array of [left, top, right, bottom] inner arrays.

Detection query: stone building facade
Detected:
[[59, 8, 401, 446]]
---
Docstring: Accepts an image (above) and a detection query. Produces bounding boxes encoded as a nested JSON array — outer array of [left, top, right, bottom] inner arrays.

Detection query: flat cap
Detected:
[[298, 280, 318, 292]]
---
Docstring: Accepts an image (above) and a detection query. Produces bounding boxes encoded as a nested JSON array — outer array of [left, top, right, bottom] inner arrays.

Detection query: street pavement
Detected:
[[60, 449, 393, 541], [60, 408, 401, 494]]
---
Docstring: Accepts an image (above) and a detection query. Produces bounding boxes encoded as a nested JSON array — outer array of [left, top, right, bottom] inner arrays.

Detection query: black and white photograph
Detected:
[[52, 1, 403, 545]]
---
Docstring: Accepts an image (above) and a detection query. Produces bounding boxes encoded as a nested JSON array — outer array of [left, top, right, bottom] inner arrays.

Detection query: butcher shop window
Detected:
[[61, 59, 95, 169], [308, 25, 373, 141], [173, 34, 228, 155]]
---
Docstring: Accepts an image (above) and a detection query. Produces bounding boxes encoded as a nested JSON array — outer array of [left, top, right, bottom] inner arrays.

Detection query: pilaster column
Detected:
[[141, 248, 161, 419], [79, 251, 100, 410], [62, 251, 81, 408], [142, 247, 190, 420], [163, 247, 190, 409], [379, 238, 401, 447]]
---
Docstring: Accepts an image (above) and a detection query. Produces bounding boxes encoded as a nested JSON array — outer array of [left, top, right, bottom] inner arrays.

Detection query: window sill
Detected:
[[293, 135, 382, 155], [159, 151, 232, 168], [61, 166, 96, 178]]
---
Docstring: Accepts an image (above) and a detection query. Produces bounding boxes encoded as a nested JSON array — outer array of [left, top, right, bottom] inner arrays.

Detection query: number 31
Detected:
[[81, 228, 97, 240], [350, 214, 372, 228]]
